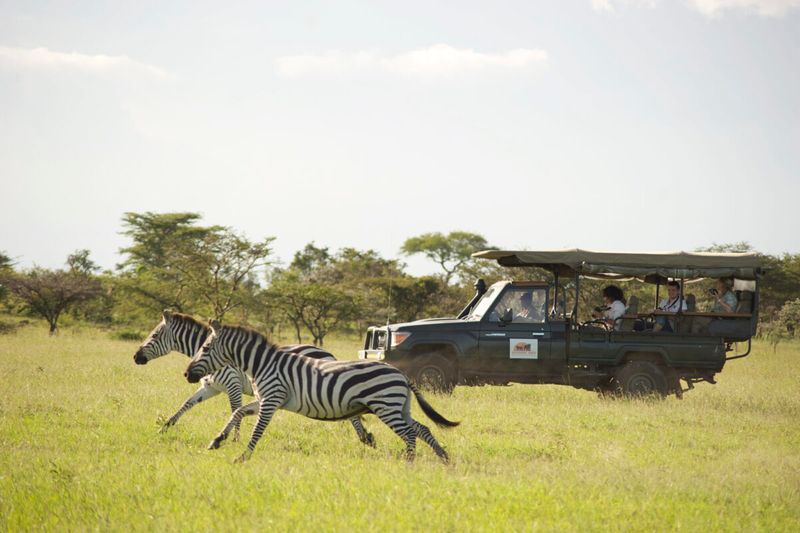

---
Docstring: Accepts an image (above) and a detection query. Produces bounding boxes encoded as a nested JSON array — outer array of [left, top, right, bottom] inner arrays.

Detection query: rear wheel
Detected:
[[613, 361, 669, 397], [412, 354, 456, 394]]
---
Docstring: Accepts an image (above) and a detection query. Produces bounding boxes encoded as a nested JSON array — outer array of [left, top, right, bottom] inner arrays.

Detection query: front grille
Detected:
[[374, 329, 387, 350], [364, 327, 388, 350]]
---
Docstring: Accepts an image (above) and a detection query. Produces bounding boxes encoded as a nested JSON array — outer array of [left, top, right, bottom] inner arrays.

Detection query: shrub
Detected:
[[777, 298, 800, 337], [112, 329, 145, 342]]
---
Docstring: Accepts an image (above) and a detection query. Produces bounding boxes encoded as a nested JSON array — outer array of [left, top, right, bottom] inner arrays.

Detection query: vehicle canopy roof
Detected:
[[473, 249, 763, 282]]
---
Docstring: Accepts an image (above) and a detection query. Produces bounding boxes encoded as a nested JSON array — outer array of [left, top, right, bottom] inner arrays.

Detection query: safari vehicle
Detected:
[[358, 249, 763, 397]]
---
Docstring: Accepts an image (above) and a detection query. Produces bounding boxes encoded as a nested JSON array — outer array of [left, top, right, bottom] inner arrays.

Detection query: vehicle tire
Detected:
[[613, 361, 669, 398], [412, 354, 456, 394]]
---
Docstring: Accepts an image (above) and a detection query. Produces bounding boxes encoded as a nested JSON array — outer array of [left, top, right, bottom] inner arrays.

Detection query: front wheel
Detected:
[[613, 361, 669, 397], [412, 354, 456, 394]]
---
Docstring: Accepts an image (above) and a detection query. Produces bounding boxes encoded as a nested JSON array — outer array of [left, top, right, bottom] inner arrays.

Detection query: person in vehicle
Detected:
[[654, 280, 687, 332], [710, 278, 738, 313], [514, 291, 543, 322], [592, 285, 626, 330]]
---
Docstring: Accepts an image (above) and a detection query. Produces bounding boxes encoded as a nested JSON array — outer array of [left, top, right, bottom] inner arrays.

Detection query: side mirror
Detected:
[[501, 308, 513, 324]]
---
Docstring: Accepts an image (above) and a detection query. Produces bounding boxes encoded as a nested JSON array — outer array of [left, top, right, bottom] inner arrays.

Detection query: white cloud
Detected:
[[591, 0, 615, 10], [591, 0, 799, 16], [275, 44, 548, 79], [687, 0, 800, 16], [0, 46, 173, 80], [590, 0, 658, 12]]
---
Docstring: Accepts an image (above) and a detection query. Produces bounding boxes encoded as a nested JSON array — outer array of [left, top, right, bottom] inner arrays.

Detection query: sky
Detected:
[[1, 0, 798, 276]]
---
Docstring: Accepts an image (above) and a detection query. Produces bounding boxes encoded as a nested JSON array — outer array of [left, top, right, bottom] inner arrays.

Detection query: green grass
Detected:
[[1, 323, 799, 531]]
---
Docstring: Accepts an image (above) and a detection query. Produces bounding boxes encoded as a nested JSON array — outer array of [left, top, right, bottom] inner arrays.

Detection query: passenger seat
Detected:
[[619, 295, 639, 331], [676, 293, 696, 334], [736, 291, 753, 314]]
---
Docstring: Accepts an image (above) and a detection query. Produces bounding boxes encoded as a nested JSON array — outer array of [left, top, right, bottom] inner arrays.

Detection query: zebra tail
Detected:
[[409, 383, 460, 428]]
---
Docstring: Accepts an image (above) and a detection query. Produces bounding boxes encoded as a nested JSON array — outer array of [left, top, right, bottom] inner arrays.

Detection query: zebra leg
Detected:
[[159, 383, 222, 433], [223, 380, 244, 442], [235, 395, 284, 463], [413, 421, 449, 464], [208, 401, 259, 450], [349, 416, 376, 447], [371, 406, 417, 462]]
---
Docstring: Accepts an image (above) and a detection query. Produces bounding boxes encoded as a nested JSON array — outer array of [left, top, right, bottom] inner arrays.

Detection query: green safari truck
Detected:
[[358, 249, 763, 397]]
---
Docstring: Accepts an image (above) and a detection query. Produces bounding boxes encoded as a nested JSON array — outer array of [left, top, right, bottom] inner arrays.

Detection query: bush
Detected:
[[0, 320, 18, 335], [112, 329, 145, 342], [777, 298, 800, 337]]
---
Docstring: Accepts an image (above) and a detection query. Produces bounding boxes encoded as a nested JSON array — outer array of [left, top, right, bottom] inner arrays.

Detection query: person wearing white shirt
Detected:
[[654, 280, 687, 332], [591, 285, 627, 330]]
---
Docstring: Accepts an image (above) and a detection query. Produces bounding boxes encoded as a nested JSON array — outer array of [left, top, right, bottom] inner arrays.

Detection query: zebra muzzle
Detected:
[[133, 351, 148, 365], [185, 367, 202, 383]]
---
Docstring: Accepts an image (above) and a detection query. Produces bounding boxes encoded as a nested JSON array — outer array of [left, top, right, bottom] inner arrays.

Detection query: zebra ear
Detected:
[[162, 309, 174, 321], [209, 319, 222, 332]]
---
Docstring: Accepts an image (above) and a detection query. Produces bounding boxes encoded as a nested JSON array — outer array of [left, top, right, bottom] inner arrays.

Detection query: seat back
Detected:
[[736, 291, 753, 313], [618, 295, 639, 331], [676, 294, 696, 334]]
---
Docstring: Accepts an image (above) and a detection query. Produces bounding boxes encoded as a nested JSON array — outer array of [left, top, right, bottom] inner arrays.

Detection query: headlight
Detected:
[[390, 332, 411, 347]]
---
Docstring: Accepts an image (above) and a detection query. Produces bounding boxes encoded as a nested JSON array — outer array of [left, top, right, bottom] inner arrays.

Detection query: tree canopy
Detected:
[[1, 253, 103, 334], [401, 231, 491, 284]]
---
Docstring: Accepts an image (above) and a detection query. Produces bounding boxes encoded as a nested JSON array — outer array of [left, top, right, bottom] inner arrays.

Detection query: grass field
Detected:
[[1, 322, 799, 531]]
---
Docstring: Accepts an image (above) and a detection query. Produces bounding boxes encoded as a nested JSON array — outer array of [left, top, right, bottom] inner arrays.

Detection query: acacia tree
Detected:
[[169, 228, 274, 321], [117, 212, 217, 315], [117, 212, 274, 322], [266, 271, 309, 343], [267, 271, 358, 345], [401, 231, 492, 285], [297, 284, 359, 346], [2, 264, 102, 335], [67, 249, 99, 275], [268, 245, 379, 345]]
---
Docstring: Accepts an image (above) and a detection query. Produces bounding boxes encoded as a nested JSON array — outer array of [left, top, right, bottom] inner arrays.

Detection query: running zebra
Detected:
[[134, 310, 374, 446], [185, 321, 459, 463]]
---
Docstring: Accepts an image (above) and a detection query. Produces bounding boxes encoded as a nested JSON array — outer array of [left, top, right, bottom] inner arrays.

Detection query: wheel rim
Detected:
[[418, 365, 447, 391], [626, 372, 657, 394]]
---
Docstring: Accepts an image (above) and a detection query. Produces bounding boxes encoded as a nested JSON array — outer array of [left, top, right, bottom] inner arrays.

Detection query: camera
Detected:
[[707, 288, 718, 296], [593, 305, 610, 313]]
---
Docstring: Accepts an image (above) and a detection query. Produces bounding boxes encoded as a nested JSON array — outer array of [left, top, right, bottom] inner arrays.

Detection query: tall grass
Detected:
[[1, 324, 798, 531]]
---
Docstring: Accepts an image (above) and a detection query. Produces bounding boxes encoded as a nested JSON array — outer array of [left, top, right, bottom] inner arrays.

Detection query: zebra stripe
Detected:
[[187, 323, 459, 463], [134, 310, 374, 446]]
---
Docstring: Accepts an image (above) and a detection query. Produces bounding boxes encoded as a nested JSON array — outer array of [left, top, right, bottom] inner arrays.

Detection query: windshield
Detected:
[[465, 283, 503, 321], [486, 287, 547, 323]]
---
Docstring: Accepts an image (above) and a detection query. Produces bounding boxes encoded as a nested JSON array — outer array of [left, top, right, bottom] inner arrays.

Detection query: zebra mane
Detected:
[[220, 323, 273, 346], [169, 312, 211, 332]]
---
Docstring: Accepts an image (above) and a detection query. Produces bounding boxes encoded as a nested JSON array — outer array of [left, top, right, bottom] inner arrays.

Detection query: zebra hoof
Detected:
[[208, 438, 222, 450], [363, 433, 376, 448], [158, 424, 171, 434]]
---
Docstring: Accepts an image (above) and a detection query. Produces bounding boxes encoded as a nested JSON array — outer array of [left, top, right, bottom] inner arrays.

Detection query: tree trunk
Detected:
[[293, 321, 302, 344]]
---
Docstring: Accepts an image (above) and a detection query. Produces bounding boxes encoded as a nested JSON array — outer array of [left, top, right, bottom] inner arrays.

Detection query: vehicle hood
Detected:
[[389, 317, 473, 331]]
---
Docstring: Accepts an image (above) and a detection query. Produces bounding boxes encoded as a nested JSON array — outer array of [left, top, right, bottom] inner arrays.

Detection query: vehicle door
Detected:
[[478, 286, 554, 377]]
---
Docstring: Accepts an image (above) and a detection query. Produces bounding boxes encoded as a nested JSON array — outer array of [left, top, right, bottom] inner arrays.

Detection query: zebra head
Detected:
[[133, 310, 179, 365], [185, 320, 227, 383]]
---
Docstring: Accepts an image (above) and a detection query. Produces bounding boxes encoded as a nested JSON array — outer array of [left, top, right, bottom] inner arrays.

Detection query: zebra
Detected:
[[185, 321, 459, 463], [133, 310, 374, 446]]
